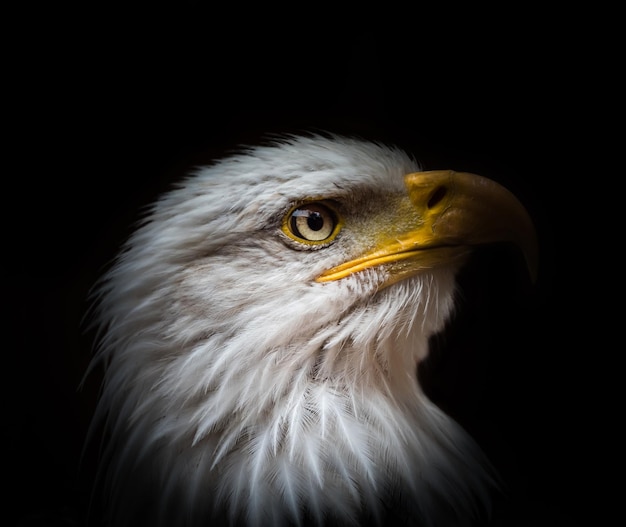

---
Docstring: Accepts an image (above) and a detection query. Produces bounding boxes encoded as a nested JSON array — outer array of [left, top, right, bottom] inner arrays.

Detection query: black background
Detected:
[[6, 5, 575, 526]]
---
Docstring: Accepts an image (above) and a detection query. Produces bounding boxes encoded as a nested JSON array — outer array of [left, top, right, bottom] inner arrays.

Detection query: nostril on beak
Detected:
[[427, 186, 448, 209]]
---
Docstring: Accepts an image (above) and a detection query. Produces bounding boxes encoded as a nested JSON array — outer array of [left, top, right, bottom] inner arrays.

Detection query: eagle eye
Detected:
[[282, 201, 341, 245]]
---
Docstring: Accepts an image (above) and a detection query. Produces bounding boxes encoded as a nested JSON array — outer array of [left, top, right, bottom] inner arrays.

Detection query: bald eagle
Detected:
[[86, 134, 536, 527]]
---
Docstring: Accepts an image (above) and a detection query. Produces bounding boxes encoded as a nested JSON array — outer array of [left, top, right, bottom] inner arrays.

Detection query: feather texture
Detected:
[[87, 134, 497, 526]]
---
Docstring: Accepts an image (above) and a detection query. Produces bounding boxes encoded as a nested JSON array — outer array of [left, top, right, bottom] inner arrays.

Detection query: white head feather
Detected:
[[88, 134, 497, 526]]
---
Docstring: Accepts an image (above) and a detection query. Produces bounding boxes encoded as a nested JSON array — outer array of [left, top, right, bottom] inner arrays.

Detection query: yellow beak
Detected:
[[316, 170, 537, 286]]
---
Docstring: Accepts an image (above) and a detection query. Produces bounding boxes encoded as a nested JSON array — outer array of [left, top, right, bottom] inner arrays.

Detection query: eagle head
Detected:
[[88, 134, 537, 527]]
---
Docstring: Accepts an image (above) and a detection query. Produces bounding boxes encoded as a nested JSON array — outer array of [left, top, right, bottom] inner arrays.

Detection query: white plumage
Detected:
[[87, 134, 535, 526]]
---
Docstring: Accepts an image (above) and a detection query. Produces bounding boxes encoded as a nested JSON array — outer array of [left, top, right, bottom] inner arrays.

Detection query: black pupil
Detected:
[[308, 211, 324, 231]]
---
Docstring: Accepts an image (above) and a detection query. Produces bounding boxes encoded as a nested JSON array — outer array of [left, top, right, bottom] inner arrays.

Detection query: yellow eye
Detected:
[[282, 201, 341, 245]]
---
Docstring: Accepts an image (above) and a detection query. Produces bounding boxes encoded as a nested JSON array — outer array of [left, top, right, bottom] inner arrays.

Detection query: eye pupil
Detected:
[[307, 212, 324, 231]]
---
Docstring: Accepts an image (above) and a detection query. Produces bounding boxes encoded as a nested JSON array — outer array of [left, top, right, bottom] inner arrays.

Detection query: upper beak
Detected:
[[316, 170, 538, 285]]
